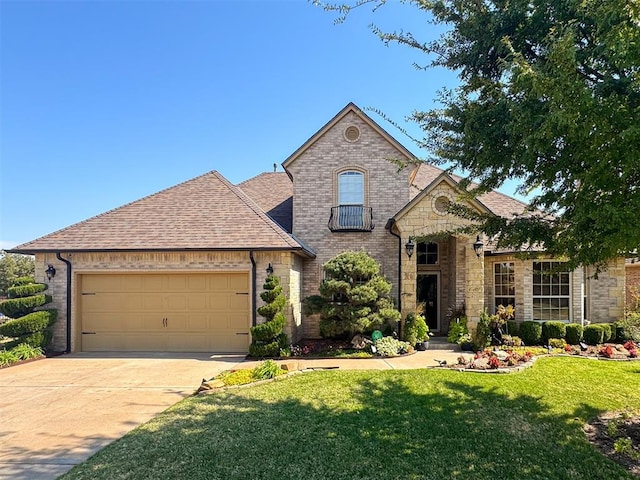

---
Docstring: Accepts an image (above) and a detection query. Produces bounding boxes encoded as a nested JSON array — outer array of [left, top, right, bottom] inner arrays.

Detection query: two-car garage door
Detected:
[[80, 273, 250, 353]]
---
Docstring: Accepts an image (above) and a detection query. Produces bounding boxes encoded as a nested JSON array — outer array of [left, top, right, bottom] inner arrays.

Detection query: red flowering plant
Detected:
[[599, 345, 615, 358], [488, 355, 501, 369], [624, 341, 637, 351]]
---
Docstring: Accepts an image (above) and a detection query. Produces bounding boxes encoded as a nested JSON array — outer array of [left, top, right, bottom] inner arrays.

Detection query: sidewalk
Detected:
[[240, 338, 468, 371]]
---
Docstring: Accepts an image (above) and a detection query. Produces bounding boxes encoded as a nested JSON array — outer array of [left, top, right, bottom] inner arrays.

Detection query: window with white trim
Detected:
[[337, 171, 364, 228], [494, 262, 515, 312], [532, 261, 570, 322]]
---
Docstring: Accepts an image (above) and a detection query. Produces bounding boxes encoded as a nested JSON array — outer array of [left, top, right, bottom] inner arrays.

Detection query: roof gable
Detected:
[[237, 172, 293, 232], [282, 102, 417, 171], [13, 171, 308, 253], [394, 171, 492, 222]]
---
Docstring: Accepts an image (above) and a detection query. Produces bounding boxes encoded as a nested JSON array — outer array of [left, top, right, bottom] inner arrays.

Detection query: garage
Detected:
[[80, 272, 250, 353]]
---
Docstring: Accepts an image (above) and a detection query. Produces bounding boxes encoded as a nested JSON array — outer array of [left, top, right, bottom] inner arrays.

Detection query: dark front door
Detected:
[[417, 273, 439, 331]]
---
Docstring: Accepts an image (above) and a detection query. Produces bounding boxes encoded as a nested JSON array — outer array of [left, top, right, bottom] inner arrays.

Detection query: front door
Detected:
[[417, 273, 439, 332]]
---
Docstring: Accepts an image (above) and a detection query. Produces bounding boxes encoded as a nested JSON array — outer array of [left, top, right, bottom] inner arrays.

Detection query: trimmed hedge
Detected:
[[7, 283, 47, 299], [0, 310, 57, 337], [248, 341, 281, 358], [583, 324, 604, 345], [506, 320, 519, 336], [565, 323, 584, 344], [251, 313, 285, 342], [0, 294, 52, 318], [519, 321, 542, 346], [12, 276, 35, 287], [4, 330, 53, 350], [600, 323, 613, 342], [542, 321, 566, 342]]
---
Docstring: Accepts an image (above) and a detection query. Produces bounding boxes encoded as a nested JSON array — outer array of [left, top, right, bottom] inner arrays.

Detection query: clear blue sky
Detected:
[[0, 0, 525, 249]]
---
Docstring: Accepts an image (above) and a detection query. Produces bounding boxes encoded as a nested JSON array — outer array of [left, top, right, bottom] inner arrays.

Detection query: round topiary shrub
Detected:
[[600, 323, 613, 342], [249, 274, 289, 358], [0, 310, 57, 338], [565, 323, 584, 344], [583, 324, 604, 345], [506, 320, 519, 336], [519, 321, 543, 346], [542, 321, 567, 342]]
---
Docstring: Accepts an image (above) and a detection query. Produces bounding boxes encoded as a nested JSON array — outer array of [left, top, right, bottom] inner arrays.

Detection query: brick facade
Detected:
[[627, 262, 640, 309]]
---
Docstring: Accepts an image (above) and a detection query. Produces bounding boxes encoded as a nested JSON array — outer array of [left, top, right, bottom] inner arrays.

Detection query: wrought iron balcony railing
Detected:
[[328, 205, 374, 232]]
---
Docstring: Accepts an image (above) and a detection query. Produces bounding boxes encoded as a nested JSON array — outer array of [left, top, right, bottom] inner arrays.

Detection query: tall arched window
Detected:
[[336, 171, 365, 228]]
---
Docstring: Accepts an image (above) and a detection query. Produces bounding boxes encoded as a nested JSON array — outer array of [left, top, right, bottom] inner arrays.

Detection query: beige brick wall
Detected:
[[586, 258, 625, 323], [287, 111, 414, 338], [36, 250, 301, 352]]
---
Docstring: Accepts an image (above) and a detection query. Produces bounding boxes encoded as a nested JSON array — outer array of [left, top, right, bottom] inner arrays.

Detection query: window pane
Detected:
[[338, 171, 364, 205]]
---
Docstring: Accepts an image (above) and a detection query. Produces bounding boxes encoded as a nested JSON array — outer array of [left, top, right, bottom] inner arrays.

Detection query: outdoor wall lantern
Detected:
[[405, 237, 415, 258], [45, 264, 56, 281], [266, 263, 274, 275], [473, 235, 484, 258]]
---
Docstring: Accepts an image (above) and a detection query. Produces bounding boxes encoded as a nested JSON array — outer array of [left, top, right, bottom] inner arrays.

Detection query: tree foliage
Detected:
[[0, 252, 35, 297], [303, 250, 401, 338], [320, 0, 640, 270]]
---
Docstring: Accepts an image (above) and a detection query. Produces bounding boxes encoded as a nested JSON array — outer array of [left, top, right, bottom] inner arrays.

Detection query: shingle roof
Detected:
[[411, 163, 529, 219], [237, 172, 293, 232], [12, 170, 308, 253]]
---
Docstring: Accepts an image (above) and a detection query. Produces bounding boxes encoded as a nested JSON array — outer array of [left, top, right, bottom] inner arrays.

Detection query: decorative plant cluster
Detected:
[[303, 251, 401, 339], [402, 312, 429, 347], [372, 336, 412, 357], [249, 274, 289, 358], [0, 276, 57, 356], [455, 348, 536, 370]]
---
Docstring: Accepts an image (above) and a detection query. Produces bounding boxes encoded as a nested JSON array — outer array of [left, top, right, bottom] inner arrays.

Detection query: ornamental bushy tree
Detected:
[[249, 274, 288, 358], [0, 277, 56, 350], [303, 250, 401, 339]]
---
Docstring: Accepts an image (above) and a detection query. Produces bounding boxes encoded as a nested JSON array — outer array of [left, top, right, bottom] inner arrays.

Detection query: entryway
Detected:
[[417, 273, 440, 332]]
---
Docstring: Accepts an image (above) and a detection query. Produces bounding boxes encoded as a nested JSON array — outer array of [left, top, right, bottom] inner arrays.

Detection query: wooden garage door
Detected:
[[80, 273, 250, 352]]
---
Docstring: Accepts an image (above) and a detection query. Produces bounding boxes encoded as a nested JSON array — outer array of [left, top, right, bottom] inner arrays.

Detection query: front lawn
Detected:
[[61, 357, 640, 480]]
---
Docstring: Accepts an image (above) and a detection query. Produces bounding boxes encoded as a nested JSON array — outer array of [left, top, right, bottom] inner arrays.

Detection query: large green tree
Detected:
[[321, 0, 640, 270]]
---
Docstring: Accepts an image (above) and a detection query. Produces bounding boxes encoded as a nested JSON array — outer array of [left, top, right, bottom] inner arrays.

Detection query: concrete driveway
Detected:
[[0, 352, 245, 480]]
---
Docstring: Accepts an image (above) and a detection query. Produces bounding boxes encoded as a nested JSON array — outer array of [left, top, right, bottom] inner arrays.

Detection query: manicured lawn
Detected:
[[61, 357, 640, 480]]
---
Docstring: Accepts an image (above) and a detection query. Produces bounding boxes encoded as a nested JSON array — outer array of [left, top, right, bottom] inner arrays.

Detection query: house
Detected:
[[11, 103, 626, 353]]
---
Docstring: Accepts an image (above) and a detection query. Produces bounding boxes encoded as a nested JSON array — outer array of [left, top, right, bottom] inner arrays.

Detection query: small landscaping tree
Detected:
[[249, 274, 288, 358], [0, 276, 57, 351], [303, 251, 401, 339]]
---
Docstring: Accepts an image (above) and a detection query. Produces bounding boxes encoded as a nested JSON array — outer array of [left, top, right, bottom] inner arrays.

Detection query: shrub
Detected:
[[251, 313, 285, 342], [374, 336, 411, 357], [248, 341, 281, 358], [9, 343, 44, 361], [251, 359, 284, 380], [614, 312, 640, 342], [0, 294, 52, 318], [583, 324, 605, 345], [7, 283, 47, 299], [4, 330, 53, 350], [565, 323, 583, 344], [403, 312, 428, 345], [506, 320, 519, 336], [519, 321, 543, 346], [600, 323, 614, 342], [12, 276, 35, 287], [447, 315, 468, 343], [471, 310, 492, 351], [548, 338, 566, 349], [218, 369, 255, 386], [0, 349, 18, 367], [0, 310, 57, 338], [542, 321, 566, 342]]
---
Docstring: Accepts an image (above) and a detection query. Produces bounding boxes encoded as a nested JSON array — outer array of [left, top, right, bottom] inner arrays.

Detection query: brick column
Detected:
[[464, 236, 485, 332]]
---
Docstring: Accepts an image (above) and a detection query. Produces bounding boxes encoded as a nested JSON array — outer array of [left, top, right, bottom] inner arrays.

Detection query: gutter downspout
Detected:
[[249, 251, 257, 327], [386, 219, 403, 338], [56, 252, 72, 354]]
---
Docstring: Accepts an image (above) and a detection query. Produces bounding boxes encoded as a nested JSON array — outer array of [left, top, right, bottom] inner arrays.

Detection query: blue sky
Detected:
[[1, 0, 525, 249]]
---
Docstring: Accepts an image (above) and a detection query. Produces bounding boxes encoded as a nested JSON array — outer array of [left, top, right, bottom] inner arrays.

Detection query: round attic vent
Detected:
[[434, 195, 451, 215], [344, 126, 360, 142]]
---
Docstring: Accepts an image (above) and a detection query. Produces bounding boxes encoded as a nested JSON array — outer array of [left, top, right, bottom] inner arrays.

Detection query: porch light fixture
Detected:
[[45, 264, 56, 281], [473, 235, 484, 258], [405, 237, 415, 258], [266, 263, 274, 275]]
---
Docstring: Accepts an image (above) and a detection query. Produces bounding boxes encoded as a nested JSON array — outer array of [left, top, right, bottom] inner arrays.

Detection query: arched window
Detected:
[[338, 171, 364, 206]]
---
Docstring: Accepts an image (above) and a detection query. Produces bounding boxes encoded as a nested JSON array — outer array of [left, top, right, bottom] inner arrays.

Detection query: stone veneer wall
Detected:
[[35, 250, 301, 352], [287, 111, 414, 338], [586, 258, 626, 323]]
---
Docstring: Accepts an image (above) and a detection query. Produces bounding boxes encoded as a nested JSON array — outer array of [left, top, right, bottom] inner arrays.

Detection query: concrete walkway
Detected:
[[0, 340, 464, 480]]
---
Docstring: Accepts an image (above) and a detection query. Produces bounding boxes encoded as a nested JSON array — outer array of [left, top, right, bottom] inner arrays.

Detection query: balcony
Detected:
[[328, 205, 374, 232]]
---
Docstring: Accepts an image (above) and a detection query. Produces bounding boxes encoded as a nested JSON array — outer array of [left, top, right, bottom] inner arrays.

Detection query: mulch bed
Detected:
[[585, 411, 640, 476]]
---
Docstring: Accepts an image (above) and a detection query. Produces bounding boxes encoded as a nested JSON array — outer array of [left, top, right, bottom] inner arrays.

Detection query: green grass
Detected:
[[61, 357, 640, 480]]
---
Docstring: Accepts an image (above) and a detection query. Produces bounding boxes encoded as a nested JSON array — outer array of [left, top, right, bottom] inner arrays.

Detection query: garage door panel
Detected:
[[81, 273, 250, 352]]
